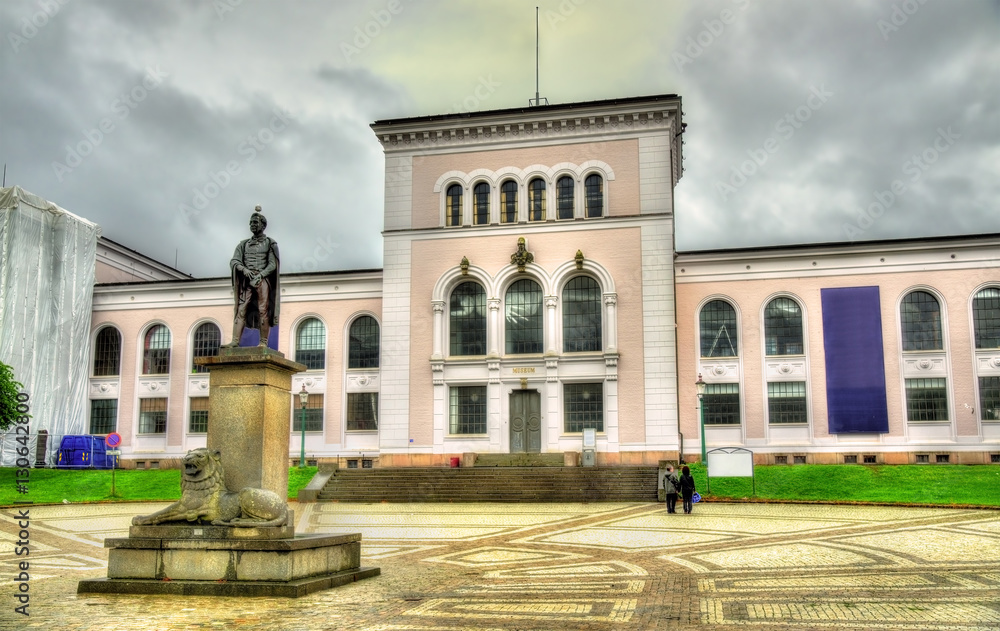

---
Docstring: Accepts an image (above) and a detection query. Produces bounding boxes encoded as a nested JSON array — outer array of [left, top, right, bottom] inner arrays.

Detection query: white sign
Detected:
[[106, 449, 122, 456], [707, 449, 753, 477], [582, 428, 596, 448]]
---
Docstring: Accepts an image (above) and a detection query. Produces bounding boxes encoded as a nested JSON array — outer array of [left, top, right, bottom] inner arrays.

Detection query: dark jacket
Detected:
[[678, 473, 696, 497]]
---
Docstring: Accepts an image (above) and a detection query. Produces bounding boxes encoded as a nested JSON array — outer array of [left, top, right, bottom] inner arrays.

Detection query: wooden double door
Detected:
[[509, 390, 541, 453]]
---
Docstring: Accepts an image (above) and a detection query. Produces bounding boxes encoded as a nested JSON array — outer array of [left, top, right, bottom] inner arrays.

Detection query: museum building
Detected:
[[73, 94, 1000, 467]]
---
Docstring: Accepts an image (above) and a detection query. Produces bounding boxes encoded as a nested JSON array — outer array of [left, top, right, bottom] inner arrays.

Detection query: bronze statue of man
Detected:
[[224, 206, 280, 348]]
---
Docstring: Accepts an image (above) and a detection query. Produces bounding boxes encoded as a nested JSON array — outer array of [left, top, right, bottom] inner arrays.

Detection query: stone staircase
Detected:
[[315, 466, 659, 503]]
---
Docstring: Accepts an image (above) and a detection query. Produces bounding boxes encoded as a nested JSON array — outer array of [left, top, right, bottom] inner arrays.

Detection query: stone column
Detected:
[[431, 300, 445, 360], [198, 347, 306, 499], [545, 295, 558, 355], [488, 298, 501, 357], [604, 293, 618, 352]]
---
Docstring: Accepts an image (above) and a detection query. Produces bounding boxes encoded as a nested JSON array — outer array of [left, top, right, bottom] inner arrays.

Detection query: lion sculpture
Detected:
[[131, 448, 288, 527]]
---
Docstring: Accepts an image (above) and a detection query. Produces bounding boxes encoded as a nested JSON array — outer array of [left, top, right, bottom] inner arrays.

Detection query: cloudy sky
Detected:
[[2, 0, 998, 278]]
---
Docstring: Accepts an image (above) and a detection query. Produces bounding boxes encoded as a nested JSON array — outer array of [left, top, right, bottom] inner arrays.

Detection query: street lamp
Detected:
[[695, 373, 707, 464], [298, 384, 309, 468]]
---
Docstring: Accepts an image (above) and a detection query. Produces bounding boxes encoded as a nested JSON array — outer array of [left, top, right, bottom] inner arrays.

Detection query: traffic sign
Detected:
[[107, 449, 121, 455], [105, 432, 122, 448]]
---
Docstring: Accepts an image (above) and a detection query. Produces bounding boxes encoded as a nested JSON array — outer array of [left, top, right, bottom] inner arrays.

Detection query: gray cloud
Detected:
[[1, 0, 997, 277]]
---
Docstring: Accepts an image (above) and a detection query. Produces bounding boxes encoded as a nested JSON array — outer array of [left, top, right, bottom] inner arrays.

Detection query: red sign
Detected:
[[105, 432, 122, 448]]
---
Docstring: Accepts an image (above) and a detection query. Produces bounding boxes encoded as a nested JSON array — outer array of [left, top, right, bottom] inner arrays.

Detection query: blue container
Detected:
[[56, 435, 116, 469]]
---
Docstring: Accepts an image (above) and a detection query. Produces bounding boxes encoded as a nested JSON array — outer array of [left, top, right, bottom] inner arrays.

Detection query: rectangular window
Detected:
[[844, 455, 858, 464], [189, 397, 209, 433], [564, 383, 603, 433], [346, 392, 378, 431], [703, 383, 740, 425], [89, 399, 118, 434], [292, 393, 324, 432], [138, 398, 167, 434], [905, 378, 948, 422], [979, 376, 1000, 421], [767, 381, 807, 424], [449, 386, 487, 435]]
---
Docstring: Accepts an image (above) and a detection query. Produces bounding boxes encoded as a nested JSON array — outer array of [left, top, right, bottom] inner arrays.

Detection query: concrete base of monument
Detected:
[[77, 533, 380, 598], [127, 510, 296, 540]]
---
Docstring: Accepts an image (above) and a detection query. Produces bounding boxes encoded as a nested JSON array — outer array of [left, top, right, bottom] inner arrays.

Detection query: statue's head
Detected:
[[250, 206, 267, 233]]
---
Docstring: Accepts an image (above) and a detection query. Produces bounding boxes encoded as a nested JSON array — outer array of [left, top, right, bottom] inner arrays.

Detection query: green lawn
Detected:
[[686, 463, 1000, 507], [0, 466, 318, 505], [2, 464, 998, 507]]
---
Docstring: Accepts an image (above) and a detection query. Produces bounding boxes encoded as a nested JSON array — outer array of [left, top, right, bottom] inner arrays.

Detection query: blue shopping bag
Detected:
[[692, 492, 701, 503]]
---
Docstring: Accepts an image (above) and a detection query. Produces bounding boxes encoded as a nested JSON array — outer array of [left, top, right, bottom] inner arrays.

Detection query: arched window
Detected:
[[699, 300, 738, 357], [191, 322, 221, 373], [348, 316, 380, 369], [445, 184, 462, 227], [556, 176, 574, 220], [584, 173, 604, 218], [528, 178, 545, 221], [764, 297, 803, 355], [295, 318, 326, 370], [563, 276, 602, 352], [450, 281, 486, 356], [973, 288, 1000, 349], [93, 327, 121, 376], [473, 182, 490, 225], [142, 325, 171, 375], [505, 279, 543, 354], [500, 180, 517, 223], [901, 291, 942, 351]]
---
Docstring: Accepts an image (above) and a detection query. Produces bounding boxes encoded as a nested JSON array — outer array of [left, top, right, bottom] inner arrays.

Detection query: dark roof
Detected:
[[676, 232, 1000, 257], [94, 267, 383, 288], [372, 93, 682, 128]]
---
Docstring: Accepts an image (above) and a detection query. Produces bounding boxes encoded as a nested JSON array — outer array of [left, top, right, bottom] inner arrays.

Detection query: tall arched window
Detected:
[[445, 184, 462, 227], [473, 182, 490, 225], [764, 298, 803, 355], [563, 276, 602, 352], [93, 327, 121, 376], [142, 325, 171, 375], [528, 178, 545, 221], [348, 316, 380, 369], [500, 180, 518, 223], [295, 318, 326, 370], [556, 176, 574, 220], [584, 173, 604, 218], [450, 281, 486, 356], [505, 279, 543, 354], [699, 300, 738, 357], [191, 322, 221, 373], [973, 288, 1000, 421], [901, 291, 942, 351], [973, 288, 1000, 349]]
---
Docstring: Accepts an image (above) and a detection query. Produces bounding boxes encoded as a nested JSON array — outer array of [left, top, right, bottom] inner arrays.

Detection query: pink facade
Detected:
[[676, 238, 1000, 464], [72, 95, 999, 469]]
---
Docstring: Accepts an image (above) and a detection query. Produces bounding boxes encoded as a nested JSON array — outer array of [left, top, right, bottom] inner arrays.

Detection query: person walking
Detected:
[[678, 465, 697, 514], [663, 465, 680, 513]]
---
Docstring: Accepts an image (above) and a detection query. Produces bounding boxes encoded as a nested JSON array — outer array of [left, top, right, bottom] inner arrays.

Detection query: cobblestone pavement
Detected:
[[1, 501, 998, 630]]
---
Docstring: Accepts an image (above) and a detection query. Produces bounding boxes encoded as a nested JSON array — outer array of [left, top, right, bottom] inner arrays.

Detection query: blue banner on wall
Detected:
[[821, 286, 890, 433]]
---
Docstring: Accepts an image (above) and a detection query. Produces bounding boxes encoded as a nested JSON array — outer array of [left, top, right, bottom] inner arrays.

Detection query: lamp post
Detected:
[[696, 373, 707, 464], [298, 384, 309, 468]]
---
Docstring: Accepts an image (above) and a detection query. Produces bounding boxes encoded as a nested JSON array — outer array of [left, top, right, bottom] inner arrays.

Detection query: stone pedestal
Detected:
[[198, 346, 305, 498], [78, 534, 379, 598], [78, 345, 380, 598]]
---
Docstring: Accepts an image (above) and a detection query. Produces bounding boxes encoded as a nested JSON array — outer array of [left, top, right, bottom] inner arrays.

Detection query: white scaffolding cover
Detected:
[[0, 186, 99, 464]]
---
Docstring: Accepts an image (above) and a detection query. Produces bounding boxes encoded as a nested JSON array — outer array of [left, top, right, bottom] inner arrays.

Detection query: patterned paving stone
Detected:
[[0, 500, 997, 630]]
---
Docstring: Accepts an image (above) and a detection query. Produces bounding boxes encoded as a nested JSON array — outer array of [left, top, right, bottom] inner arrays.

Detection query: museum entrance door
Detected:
[[509, 390, 541, 453]]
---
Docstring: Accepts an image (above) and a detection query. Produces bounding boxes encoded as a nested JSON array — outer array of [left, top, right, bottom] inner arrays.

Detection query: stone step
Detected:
[[473, 453, 566, 467], [316, 466, 659, 503]]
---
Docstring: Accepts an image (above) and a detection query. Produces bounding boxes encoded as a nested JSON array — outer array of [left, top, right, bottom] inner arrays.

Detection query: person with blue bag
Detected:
[[678, 465, 698, 514]]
